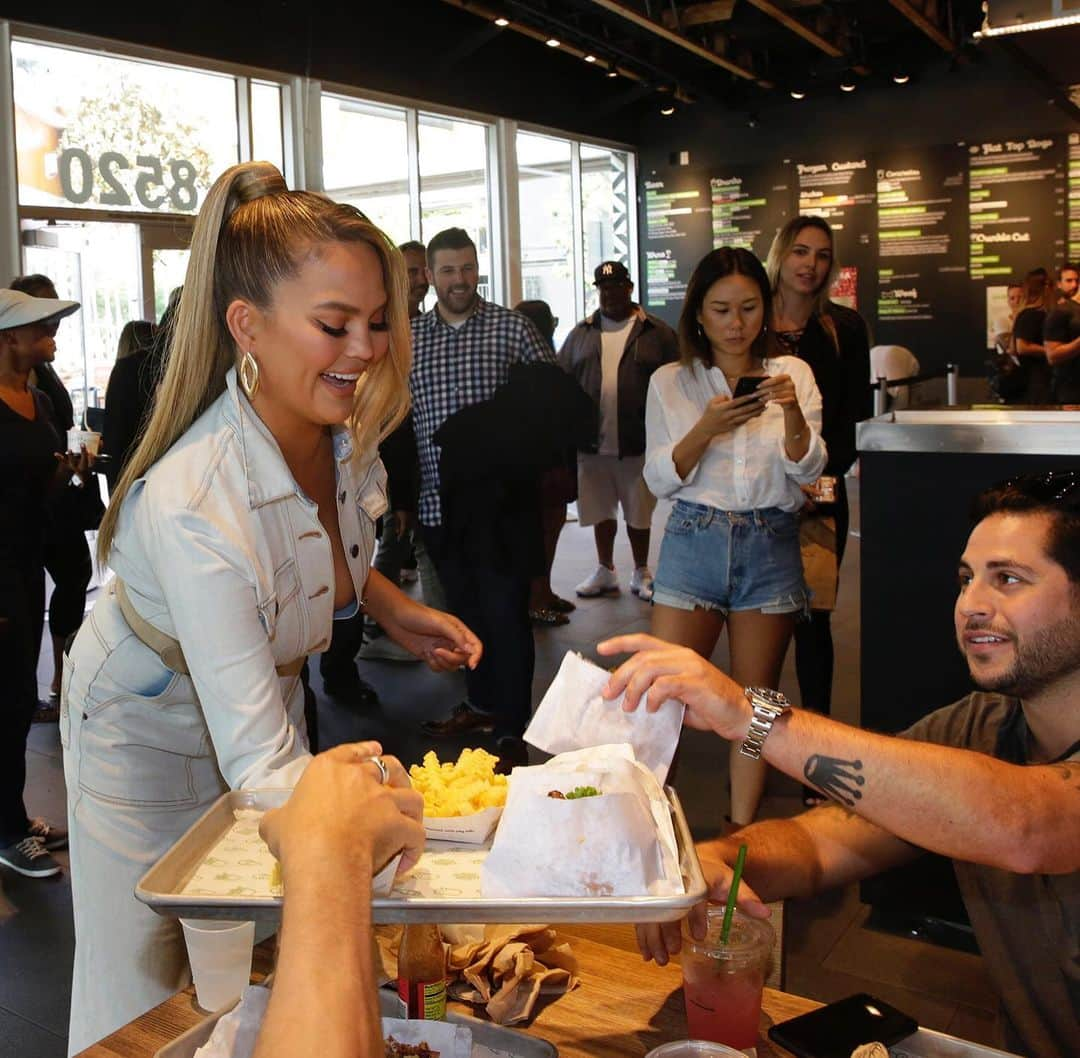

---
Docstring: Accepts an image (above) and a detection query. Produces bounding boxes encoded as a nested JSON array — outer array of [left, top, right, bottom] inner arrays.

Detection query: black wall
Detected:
[[635, 45, 1080, 376]]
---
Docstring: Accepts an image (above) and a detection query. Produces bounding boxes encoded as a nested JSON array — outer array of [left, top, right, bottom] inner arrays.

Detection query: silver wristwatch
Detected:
[[739, 687, 792, 759]]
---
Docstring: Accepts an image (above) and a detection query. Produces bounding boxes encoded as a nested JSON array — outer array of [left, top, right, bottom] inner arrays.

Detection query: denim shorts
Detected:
[[653, 500, 809, 615]]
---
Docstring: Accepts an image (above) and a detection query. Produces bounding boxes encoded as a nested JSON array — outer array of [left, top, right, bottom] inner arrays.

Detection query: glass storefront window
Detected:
[[517, 131, 574, 347], [581, 145, 631, 317], [152, 249, 189, 321], [21, 219, 142, 419], [419, 114, 492, 298], [321, 96, 411, 243], [12, 39, 238, 215], [251, 81, 284, 174]]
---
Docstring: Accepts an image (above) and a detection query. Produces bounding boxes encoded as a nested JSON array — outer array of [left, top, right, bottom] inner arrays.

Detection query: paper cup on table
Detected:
[[66, 428, 101, 455], [180, 918, 255, 1012]]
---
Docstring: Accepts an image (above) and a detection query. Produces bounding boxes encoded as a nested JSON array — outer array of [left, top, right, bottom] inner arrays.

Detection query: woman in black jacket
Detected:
[[0, 286, 90, 877], [10, 273, 98, 712], [765, 217, 872, 770]]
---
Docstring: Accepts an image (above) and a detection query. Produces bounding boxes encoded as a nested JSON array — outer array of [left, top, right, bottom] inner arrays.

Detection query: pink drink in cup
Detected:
[[681, 908, 774, 1050]]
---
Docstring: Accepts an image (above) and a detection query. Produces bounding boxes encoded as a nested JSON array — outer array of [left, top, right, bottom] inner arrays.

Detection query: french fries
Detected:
[[409, 747, 508, 817]]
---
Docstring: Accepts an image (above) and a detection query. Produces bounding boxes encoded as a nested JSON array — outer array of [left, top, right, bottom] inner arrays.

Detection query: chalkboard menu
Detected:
[[709, 163, 793, 260], [797, 157, 877, 313], [968, 135, 1066, 281], [875, 146, 969, 351], [1069, 133, 1080, 262], [642, 173, 713, 325], [638, 133, 1076, 374]]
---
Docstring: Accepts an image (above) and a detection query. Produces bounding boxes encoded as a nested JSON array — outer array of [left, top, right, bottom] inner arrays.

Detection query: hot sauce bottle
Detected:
[[397, 923, 447, 1020]]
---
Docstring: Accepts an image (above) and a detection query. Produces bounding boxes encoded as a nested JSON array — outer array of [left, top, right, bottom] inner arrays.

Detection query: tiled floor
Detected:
[[4, 481, 1000, 1056]]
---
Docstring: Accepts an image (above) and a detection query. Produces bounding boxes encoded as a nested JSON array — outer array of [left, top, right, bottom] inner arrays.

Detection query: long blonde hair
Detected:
[[765, 215, 840, 351], [98, 161, 411, 563]]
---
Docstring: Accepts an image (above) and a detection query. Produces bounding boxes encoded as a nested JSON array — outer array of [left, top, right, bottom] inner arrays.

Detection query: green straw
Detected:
[[720, 843, 748, 944]]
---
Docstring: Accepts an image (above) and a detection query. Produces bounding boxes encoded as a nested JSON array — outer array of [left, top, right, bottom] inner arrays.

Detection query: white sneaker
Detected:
[[630, 566, 654, 602], [576, 564, 620, 597]]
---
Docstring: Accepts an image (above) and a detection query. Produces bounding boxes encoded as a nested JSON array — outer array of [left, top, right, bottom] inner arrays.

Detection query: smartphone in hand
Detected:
[[732, 375, 766, 399]]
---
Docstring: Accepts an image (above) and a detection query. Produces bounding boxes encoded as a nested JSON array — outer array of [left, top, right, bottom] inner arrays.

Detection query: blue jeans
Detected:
[[653, 500, 809, 615]]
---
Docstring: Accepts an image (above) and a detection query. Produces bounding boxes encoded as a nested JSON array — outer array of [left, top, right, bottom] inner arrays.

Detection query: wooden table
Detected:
[[78, 923, 820, 1057]]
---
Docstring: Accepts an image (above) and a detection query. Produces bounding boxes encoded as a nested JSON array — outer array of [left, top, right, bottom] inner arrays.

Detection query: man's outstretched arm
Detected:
[[601, 635, 1080, 876]]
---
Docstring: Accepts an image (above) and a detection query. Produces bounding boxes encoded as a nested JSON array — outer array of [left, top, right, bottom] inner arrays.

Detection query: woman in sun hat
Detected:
[[0, 286, 86, 880]]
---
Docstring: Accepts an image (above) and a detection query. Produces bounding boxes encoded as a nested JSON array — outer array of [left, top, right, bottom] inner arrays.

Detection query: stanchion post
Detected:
[[874, 377, 888, 417], [946, 363, 958, 406]]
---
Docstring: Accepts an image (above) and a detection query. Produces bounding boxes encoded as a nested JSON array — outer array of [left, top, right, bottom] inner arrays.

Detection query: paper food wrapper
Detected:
[[526, 651, 685, 784], [377, 923, 580, 1027], [193, 985, 271, 1058], [423, 805, 503, 844], [192, 984, 473, 1058], [481, 744, 683, 898], [382, 1017, 472, 1058]]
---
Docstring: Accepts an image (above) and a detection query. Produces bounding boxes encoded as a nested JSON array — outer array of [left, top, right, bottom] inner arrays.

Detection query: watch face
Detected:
[[747, 686, 788, 709]]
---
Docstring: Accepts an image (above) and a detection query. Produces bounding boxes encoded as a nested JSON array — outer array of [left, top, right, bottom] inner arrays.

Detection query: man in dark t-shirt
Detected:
[[1043, 296, 1080, 402], [609, 472, 1080, 1058]]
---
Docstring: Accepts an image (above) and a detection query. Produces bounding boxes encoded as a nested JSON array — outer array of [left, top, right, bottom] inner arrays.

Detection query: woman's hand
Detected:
[[55, 445, 95, 486], [260, 741, 426, 880], [381, 597, 483, 673], [755, 373, 799, 410], [697, 392, 765, 438], [597, 633, 751, 740], [635, 859, 771, 966]]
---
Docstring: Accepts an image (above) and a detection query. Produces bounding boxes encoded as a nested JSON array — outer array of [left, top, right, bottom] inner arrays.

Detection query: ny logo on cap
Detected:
[[601, 263, 616, 275]]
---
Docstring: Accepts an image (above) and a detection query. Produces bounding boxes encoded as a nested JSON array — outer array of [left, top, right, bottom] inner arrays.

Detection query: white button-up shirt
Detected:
[[65, 367, 387, 803], [643, 355, 827, 513]]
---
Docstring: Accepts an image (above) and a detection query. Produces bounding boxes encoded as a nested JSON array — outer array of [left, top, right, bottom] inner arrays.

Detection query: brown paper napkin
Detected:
[[375, 924, 579, 1025]]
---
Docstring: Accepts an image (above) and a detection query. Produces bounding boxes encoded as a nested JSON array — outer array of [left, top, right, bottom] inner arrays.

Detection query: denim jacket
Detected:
[[61, 368, 387, 808]]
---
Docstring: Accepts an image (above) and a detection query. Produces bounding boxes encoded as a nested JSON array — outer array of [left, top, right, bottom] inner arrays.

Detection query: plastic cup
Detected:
[[66, 428, 101, 455], [645, 1042, 745, 1058], [681, 908, 774, 1051], [180, 918, 255, 1012]]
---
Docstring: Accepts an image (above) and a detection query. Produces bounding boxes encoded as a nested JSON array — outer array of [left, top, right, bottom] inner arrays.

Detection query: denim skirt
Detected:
[[653, 499, 809, 615]]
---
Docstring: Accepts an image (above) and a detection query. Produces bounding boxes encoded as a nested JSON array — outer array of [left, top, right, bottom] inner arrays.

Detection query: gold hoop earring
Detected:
[[239, 350, 260, 399]]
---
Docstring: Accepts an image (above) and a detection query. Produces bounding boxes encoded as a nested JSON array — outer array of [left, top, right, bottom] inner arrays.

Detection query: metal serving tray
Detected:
[[155, 982, 558, 1058], [136, 787, 707, 925]]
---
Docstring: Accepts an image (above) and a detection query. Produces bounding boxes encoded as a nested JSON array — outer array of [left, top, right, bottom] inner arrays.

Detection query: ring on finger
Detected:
[[365, 755, 390, 785]]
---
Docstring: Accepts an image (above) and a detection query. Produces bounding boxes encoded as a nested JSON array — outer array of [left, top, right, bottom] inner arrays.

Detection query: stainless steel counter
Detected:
[[857, 408, 1080, 455]]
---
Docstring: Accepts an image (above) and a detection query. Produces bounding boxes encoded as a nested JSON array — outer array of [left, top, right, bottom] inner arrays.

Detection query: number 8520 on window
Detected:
[[58, 149, 200, 212]]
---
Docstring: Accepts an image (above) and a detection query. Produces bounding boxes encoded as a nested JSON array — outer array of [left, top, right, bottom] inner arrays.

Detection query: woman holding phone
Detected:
[[644, 248, 826, 826], [765, 218, 871, 756], [62, 161, 481, 1051]]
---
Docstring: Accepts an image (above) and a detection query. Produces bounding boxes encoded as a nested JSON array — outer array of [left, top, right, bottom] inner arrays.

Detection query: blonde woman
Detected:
[[61, 162, 481, 1052], [765, 217, 870, 778]]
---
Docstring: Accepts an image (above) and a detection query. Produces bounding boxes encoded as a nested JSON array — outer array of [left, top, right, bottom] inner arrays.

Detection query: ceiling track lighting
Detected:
[[790, 88, 806, 100], [975, 12, 1080, 37], [893, 69, 910, 84], [840, 69, 857, 92], [660, 104, 676, 116], [546, 37, 561, 47], [584, 53, 597, 63], [493, 16, 509, 27]]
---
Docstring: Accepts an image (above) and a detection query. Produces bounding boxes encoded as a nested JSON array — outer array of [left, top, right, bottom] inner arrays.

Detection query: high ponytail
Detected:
[[97, 161, 410, 564]]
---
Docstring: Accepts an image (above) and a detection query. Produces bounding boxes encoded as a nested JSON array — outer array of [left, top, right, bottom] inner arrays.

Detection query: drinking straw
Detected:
[[720, 843, 748, 944]]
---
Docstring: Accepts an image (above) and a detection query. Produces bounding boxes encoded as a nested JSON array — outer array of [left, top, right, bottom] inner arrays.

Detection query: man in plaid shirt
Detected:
[[411, 228, 554, 757]]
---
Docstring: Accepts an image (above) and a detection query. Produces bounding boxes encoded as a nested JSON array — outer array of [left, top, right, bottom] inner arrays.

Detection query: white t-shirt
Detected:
[[598, 314, 635, 456], [643, 355, 827, 513]]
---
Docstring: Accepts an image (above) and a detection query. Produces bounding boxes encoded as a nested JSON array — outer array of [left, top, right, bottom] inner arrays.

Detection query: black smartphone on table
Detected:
[[768, 993, 918, 1058], [732, 375, 766, 399]]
